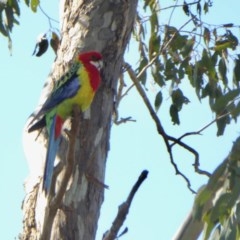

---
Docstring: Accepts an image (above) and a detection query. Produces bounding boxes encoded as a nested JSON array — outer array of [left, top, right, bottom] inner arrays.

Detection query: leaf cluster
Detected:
[[0, 0, 39, 51], [0, 0, 20, 50], [32, 31, 60, 57], [24, 0, 40, 13], [193, 137, 240, 239], [134, 0, 240, 135]]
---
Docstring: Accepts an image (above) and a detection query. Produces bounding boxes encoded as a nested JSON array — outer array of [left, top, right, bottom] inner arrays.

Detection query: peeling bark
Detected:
[[21, 1, 138, 239]]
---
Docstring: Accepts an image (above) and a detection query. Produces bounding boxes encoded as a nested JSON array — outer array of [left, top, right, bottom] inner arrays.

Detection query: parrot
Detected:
[[27, 51, 103, 193]]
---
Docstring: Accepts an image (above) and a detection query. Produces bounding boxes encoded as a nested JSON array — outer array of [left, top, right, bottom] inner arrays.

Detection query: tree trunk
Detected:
[[21, 1, 138, 239]]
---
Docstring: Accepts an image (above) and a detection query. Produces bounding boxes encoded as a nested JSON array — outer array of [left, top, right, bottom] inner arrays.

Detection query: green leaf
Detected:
[[218, 58, 228, 85], [197, 2, 201, 16], [233, 56, 240, 84], [227, 30, 238, 50], [5, 6, 14, 31], [231, 101, 240, 119], [201, 83, 212, 99], [149, 33, 160, 59], [214, 31, 238, 51], [171, 89, 190, 110], [216, 110, 230, 136], [181, 36, 195, 57], [212, 89, 240, 112], [151, 63, 165, 87], [164, 58, 176, 80], [0, 11, 8, 36], [24, 0, 30, 6], [214, 40, 232, 51], [203, 27, 211, 46], [201, 49, 217, 81], [170, 104, 180, 125], [136, 55, 148, 85], [50, 31, 60, 55], [203, 193, 233, 240], [190, 62, 202, 98], [203, 211, 216, 240], [193, 187, 212, 220], [203, 2, 209, 14], [183, 1, 190, 16], [8, 0, 20, 16], [30, 0, 39, 12], [150, 11, 159, 34], [211, 51, 219, 66], [154, 91, 162, 112], [207, 159, 228, 193], [171, 34, 188, 52], [143, 0, 156, 10], [219, 220, 237, 240], [210, 193, 232, 223]]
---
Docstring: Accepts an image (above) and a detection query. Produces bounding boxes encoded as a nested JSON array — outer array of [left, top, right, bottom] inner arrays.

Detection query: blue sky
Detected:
[[1, 1, 240, 239]]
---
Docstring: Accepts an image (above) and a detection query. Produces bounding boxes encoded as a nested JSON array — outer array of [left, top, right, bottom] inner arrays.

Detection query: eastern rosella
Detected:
[[28, 51, 103, 193]]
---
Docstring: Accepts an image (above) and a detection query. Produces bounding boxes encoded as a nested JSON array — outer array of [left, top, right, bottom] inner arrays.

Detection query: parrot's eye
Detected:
[[91, 55, 100, 61]]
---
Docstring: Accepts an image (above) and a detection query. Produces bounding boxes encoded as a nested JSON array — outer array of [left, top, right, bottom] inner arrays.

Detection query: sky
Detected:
[[1, 1, 240, 240]]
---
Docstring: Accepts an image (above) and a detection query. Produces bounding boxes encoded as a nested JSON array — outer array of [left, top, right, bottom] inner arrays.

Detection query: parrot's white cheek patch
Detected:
[[90, 60, 103, 71]]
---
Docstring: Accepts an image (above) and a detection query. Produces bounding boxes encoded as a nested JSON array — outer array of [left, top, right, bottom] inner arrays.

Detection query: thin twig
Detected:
[[102, 170, 148, 240], [125, 62, 198, 193], [160, 1, 201, 12], [173, 107, 232, 145], [39, 5, 59, 29], [120, 83, 135, 100], [114, 71, 137, 125], [115, 117, 136, 125]]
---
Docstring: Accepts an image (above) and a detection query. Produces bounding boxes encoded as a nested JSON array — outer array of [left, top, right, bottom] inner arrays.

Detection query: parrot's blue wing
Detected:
[[41, 73, 81, 113], [28, 62, 82, 132]]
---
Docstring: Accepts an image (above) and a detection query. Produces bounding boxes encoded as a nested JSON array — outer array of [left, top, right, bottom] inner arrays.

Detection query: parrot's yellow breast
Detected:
[[56, 66, 95, 119]]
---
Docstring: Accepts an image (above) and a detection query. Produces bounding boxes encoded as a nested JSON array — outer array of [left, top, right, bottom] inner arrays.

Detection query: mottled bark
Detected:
[[21, 0, 138, 239]]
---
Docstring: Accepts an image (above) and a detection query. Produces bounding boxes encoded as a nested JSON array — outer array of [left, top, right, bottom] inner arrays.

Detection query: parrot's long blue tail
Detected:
[[43, 116, 61, 193]]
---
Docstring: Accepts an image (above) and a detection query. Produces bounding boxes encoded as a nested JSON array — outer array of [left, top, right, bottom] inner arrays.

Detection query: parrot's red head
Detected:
[[78, 51, 103, 91], [78, 51, 103, 70]]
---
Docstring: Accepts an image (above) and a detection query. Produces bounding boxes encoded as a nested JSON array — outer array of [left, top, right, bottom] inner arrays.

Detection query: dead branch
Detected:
[[114, 117, 136, 125], [113, 71, 136, 125], [124, 62, 211, 193], [102, 170, 148, 240]]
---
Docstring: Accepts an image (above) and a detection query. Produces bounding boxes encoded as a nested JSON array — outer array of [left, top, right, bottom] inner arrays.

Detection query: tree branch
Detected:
[[113, 71, 136, 125], [124, 62, 210, 193], [173, 109, 232, 144], [102, 170, 148, 240]]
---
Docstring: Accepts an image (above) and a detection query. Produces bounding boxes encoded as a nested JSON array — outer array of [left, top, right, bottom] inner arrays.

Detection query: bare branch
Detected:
[[161, 1, 201, 12], [124, 62, 199, 193], [102, 170, 148, 240], [39, 4, 59, 29], [114, 117, 136, 125], [173, 109, 232, 144], [113, 72, 136, 125]]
